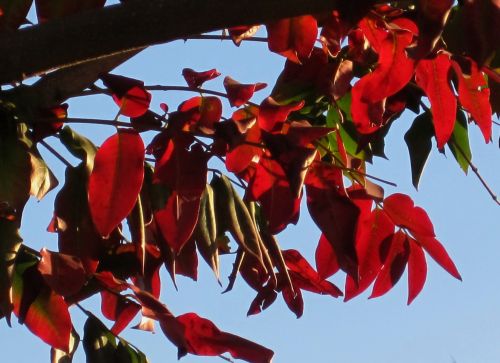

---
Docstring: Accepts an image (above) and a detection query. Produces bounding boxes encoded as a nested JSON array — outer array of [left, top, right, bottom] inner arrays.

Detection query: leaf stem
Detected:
[[39, 139, 73, 167]]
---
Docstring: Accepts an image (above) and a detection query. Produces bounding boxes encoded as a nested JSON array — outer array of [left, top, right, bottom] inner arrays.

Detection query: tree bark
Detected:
[[0, 0, 340, 85]]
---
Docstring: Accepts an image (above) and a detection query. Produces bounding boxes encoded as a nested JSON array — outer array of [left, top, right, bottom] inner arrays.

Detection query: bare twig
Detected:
[[39, 139, 72, 167]]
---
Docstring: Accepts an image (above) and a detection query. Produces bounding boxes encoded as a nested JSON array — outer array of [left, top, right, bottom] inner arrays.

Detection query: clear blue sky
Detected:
[[2, 11, 500, 363]]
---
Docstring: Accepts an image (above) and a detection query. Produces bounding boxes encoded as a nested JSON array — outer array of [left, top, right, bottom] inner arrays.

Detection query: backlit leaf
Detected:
[[182, 68, 220, 88], [0, 218, 22, 322], [383, 193, 435, 237], [100, 73, 151, 118], [413, 233, 461, 280], [415, 53, 457, 149], [407, 237, 427, 305], [223, 76, 267, 107], [88, 130, 145, 237], [448, 110, 472, 174]]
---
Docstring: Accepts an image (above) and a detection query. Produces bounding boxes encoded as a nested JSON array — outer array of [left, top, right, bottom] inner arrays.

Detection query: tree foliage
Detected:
[[0, 0, 498, 362]]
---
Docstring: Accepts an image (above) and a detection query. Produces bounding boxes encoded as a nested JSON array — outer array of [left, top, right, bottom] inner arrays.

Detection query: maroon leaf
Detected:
[[370, 231, 410, 298], [182, 68, 221, 88], [258, 97, 304, 133], [282, 283, 303, 318], [178, 96, 223, 131], [88, 130, 145, 237], [176, 313, 274, 363], [223, 76, 267, 107], [101, 290, 141, 335], [37, 248, 86, 297], [315, 234, 340, 280]]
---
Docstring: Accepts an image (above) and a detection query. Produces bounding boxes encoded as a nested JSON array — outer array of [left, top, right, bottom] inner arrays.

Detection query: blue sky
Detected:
[[2, 19, 500, 363]]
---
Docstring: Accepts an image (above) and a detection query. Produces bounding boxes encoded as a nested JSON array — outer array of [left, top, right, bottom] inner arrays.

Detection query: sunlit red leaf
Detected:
[[100, 73, 151, 118], [370, 231, 410, 298], [173, 237, 198, 280], [155, 192, 201, 254], [415, 53, 457, 149], [451, 59, 492, 142], [320, 10, 349, 57], [258, 97, 304, 133], [248, 156, 300, 233], [356, 18, 416, 103], [176, 312, 274, 363], [179, 96, 223, 131], [407, 237, 427, 305], [413, 233, 462, 280], [88, 130, 145, 237], [182, 68, 220, 88], [37, 248, 86, 297], [226, 120, 263, 173], [283, 249, 342, 298], [223, 76, 267, 107], [281, 283, 303, 318], [383, 193, 435, 237], [315, 234, 339, 280], [266, 15, 318, 63], [101, 290, 141, 335]]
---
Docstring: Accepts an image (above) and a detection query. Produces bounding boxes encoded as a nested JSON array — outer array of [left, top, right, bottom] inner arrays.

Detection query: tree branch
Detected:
[[0, 0, 341, 85]]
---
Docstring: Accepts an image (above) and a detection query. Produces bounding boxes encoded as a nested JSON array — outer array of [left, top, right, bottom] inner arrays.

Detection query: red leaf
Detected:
[[173, 237, 198, 281], [100, 290, 141, 335], [182, 68, 221, 88], [383, 193, 435, 237], [344, 208, 395, 301], [356, 18, 416, 103], [258, 97, 304, 133], [266, 15, 318, 63], [370, 231, 410, 298], [100, 73, 151, 118], [223, 76, 267, 107], [351, 80, 386, 134], [155, 192, 201, 254], [13, 265, 72, 352], [177, 313, 274, 363], [282, 283, 303, 318], [407, 237, 427, 305], [285, 124, 335, 148], [248, 157, 300, 233], [306, 184, 359, 278], [315, 234, 340, 280], [283, 249, 342, 298], [37, 248, 86, 297], [415, 53, 457, 149], [88, 130, 145, 237], [178, 96, 223, 131], [226, 120, 263, 173], [413, 233, 462, 280], [154, 140, 208, 198], [451, 59, 492, 142]]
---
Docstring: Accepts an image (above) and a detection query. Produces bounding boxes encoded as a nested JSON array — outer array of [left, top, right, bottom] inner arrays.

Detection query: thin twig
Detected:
[[454, 142, 500, 205], [39, 140, 72, 167], [218, 355, 235, 363], [185, 34, 268, 43]]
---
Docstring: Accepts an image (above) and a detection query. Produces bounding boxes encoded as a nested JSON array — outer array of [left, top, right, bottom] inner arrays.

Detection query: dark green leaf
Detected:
[[83, 316, 117, 363], [404, 111, 434, 189], [59, 126, 97, 172], [448, 110, 472, 173]]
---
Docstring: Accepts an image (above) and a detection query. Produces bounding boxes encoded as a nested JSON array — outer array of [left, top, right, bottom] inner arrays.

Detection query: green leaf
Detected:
[[0, 218, 23, 323], [404, 111, 434, 189], [59, 126, 97, 172], [116, 338, 149, 363], [83, 316, 117, 363], [448, 110, 472, 174]]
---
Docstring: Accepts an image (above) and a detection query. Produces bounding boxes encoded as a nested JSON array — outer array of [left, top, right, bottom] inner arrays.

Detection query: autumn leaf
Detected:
[[100, 290, 141, 335], [315, 234, 339, 280], [451, 58, 492, 142], [223, 76, 267, 107], [100, 73, 152, 118], [182, 68, 220, 88], [88, 129, 145, 237], [383, 193, 435, 237], [266, 15, 318, 63], [178, 96, 223, 131], [177, 312, 274, 363], [415, 53, 457, 149], [258, 97, 304, 133], [407, 237, 427, 305]]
